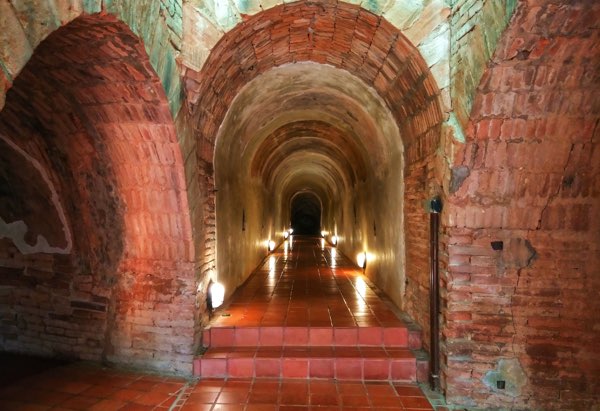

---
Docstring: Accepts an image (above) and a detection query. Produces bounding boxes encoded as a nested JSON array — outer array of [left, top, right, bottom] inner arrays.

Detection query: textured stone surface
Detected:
[[0, 15, 194, 375], [450, 0, 517, 129], [184, 4, 445, 352], [443, 1, 600, 408], [0, 0, 182, 115], [0, 1, 598, 410]]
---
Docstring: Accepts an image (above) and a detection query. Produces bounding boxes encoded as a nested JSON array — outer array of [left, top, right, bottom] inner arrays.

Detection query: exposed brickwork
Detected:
[[0, 0, 182, 115], [0, 15, 194, 374], [184, 3, 444, 342], [450, 0, 517, 128], [443, 1, 600, 408]]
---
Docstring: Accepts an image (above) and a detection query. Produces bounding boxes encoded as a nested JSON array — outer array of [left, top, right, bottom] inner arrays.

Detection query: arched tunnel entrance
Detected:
[[206, 3, 444, 308], [290, 192, 321, 235]]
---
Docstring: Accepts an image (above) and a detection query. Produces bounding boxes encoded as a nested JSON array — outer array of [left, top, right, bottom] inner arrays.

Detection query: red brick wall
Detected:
[[185, 2, 444, 341], [0, 15, 195, 374], [443, 1, 600, 408]]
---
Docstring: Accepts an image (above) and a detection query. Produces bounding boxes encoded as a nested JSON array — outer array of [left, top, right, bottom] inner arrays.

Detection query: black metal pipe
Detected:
[[429, 208, 441, 391]]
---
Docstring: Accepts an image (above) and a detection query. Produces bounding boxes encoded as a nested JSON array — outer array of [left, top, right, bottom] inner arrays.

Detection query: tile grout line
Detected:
[[168, 378, 198, 410]]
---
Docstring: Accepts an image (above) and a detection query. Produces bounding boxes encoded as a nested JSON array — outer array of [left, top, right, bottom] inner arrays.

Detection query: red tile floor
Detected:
[[0, 361, 439, 410], [0, 236, 448, 410], [209, 236, 405, 328]]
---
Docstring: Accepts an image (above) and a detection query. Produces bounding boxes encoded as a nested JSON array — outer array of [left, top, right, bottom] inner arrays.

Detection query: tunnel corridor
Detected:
[[196, 236, 428, 392], [290, 193, 321, 235], [1, 1, 599, 410]]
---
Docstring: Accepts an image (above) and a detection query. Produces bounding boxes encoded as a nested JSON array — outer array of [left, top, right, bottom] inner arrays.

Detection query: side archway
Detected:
[[0, 14, 194, 373]]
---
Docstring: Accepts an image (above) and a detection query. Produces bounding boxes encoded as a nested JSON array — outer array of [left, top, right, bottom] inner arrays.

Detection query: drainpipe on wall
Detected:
[[428, 196, 442, 391]]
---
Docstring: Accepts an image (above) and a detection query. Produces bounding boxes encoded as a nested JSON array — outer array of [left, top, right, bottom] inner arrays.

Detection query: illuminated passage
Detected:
[[210, 236, 406, 327]]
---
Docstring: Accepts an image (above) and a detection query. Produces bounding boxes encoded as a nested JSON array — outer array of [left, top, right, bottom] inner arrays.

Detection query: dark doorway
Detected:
[[290, 192, 321, 235]]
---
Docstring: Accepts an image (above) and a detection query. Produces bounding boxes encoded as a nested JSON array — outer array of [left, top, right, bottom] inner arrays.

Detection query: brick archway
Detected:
[[187, 1, 445, 344], [0, 15, 194, 373]]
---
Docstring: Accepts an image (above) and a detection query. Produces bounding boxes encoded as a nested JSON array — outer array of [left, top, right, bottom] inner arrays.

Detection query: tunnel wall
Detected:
[[183, 0, 452, 321], [441, 1, 600, 408], [0, 13, 195, 375], [188, 3, 446, 345], [0, 1, 598, 409], [214, 175, 273, 301]]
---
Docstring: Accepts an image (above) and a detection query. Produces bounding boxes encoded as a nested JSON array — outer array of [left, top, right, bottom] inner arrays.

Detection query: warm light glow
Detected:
[[355, 277, 367, 311], [269, 255, 276, 276], [331, 235, 338, 246], [289, 235, 294, 248], [321, 230, 328, 237], [320, 238, 325, 249], [209, 282, 225, 309], [288, 228, 294, 234], [284, 240, 289, 256], [331, 248, 337, 267], [283, 231, 289, 239], [268, 240, 276, 252], [355, 277, 367, 297], [356, 251, 367, 268]]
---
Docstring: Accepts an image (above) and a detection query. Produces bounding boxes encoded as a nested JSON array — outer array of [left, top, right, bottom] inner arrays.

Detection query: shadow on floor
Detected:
[[0, 352, 71, 387]]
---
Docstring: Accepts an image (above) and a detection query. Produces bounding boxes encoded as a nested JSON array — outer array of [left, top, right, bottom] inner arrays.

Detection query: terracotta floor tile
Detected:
[[400, 396, 434, 409], [187, 391, 220, 403], [0, 238, 437, 411], [246, 404, 278, 411], [212, 404, 245, 411], [216, 390, 249, 404], [337, 383, 366, 396], [58, 394, 101, 410], [280, 389, 309, 405], [180, 404, 213, 411], [25, 389, 72, 406], [110, 388, 144, 402], [311, 393, 340, 406], [80, 384, 119, 398], [394, 385, 425, 396], [88, 398, 127, 411], [132, 390, 174, 406], [369, 395, 403, 407], [340, 395, 370, 407], [53, 381, 94, 395], [248, 390, 279, 403]]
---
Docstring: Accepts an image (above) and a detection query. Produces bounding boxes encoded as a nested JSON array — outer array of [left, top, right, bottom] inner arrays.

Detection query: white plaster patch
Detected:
[[191, 0, 241, 31], [0, 217, 69, 254], [382, 0, 425, 31], [0, 133, 72, 254], [403, 0, 450, 47]]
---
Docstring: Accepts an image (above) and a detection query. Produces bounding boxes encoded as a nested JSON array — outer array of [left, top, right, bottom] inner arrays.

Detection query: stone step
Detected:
[[203, 326, 421, 349], [194, 346, 418, 381]]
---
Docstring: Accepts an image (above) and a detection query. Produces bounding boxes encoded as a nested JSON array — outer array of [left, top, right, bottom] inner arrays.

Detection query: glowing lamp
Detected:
[[208, 281, 225, 309], [288, 228, 294, 234], [357, 252, 367, 269], [331, 235, 338, 246], [284, 231, 289, 239], [268, 240, 276, 252]]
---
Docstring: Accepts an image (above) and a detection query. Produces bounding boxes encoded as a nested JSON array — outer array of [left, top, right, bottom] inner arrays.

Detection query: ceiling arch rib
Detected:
[[269, 153, 348, 201], [251, 121, 369, 186], [217, 63, 403, 186]]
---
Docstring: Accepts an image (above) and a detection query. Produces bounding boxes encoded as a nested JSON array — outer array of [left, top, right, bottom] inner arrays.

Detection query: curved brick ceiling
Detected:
[[0, 15, 192, 269], [215, 62, 401, 209], [195, 2, 443, 188]]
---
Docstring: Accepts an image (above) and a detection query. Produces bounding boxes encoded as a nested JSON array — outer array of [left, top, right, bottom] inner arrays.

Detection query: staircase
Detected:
[[193, 237, 428, 383], [194, 323, 427, 382]]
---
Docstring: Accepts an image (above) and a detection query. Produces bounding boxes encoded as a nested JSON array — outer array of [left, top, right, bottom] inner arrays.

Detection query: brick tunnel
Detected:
[[0, 1, 599, 410]]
